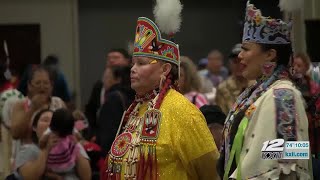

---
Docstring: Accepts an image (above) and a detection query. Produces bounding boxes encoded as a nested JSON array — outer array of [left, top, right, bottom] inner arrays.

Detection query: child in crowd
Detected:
[[42, 108, 86, 179], [200, 105, 226, 149]]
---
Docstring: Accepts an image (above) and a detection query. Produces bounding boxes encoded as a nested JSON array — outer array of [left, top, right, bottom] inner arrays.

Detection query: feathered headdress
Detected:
[[132, 0, 182, 66], [153, 0, 183, 36]]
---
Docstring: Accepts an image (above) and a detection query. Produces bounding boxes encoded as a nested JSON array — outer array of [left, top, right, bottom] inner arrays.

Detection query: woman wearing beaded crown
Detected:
[[218, 1, 311, 180], [104, 1, 219, 180]]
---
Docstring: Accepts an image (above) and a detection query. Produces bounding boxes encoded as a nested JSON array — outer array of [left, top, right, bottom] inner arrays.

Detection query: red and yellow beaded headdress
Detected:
[[132, 0, 182, 66], [133, 17, 180, 66]]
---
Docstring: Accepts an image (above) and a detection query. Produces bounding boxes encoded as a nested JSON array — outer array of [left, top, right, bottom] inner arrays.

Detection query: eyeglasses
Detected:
[[30, 81, 51, 88]]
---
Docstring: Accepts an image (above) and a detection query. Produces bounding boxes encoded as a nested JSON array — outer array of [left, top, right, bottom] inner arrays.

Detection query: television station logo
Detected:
[[261, 139, 309, 160]]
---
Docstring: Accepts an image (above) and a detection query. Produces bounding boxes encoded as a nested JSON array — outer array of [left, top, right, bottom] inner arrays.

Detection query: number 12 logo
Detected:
[[261, 139, 284, 152]]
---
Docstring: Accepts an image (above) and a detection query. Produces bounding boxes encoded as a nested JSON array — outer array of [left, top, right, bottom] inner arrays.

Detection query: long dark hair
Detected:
[[259, 43, 293, 66]]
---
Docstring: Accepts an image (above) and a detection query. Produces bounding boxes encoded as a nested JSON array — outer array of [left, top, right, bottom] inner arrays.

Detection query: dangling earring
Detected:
[[261, 62, 276, 77], [289, 55, 296, 76], [159, 74, 166, 90], [290, 66, 296, 76]]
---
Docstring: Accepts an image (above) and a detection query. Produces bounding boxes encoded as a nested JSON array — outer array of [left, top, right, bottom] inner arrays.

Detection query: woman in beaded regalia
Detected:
[[218, 1, 311, 179], [104, 0, 220, 180]]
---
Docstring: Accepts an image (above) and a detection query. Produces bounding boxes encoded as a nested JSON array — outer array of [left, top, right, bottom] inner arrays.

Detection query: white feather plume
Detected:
[[153, 0, 183, 35], [279, 0, 304, 12]]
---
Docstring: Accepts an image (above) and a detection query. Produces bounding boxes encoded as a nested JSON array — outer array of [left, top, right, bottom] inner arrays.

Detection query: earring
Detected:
[[261, 62, 276, 77], [289, 55, 296, 77], [159, 74, 166, 90], [289, 64, 298, 77]]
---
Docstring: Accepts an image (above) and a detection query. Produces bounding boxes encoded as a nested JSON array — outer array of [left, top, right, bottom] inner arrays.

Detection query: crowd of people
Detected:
[[1, 0, 320, 179]]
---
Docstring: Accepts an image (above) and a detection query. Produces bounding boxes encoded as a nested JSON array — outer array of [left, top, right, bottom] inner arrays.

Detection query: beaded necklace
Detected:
[[223, 65, 290, 169], [107, 89, 161, 180]]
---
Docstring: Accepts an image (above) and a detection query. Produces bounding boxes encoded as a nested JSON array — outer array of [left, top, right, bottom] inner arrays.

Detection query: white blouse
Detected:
[[230, 80, 311, 179]]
